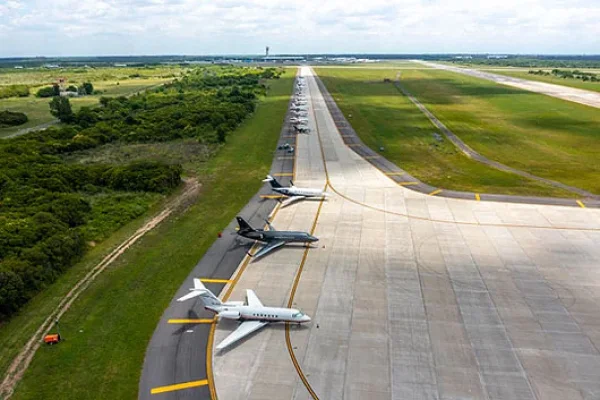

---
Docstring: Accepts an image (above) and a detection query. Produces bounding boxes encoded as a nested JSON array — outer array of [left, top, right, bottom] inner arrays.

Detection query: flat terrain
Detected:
[[5, 72, 294, 400], [0, 66, 183, 137], [314, 67, 574, 198], [377, 66, 600, 195], [212, 67, 600, 400]]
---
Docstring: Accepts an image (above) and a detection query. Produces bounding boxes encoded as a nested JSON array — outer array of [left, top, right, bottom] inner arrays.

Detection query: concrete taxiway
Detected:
[[415, 60, 600, 109], [211, 67, 600, 400]]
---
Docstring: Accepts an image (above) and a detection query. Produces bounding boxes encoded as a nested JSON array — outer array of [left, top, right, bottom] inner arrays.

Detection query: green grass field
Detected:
[[395, 68, 600, 194], [0, 66, 183, 138], [5, 71, 293, 400], [315, 68, 574, 197]]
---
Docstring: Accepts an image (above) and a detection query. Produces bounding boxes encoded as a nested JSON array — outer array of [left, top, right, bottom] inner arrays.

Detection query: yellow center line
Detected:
[[347, 143, 361, 147], [200, 278, 232, 283], [475, 193, 481, 201], [273, 172, 293, 177], [429, 189, 443, 196], [364, 155, 380, 160], [385, 172, 405, 176], [168, 319, 215, 324], [399, 181, 419, 186], [576, 200, 586, 208], [260, 195, 286, 199], [150, 379, 208, 394]]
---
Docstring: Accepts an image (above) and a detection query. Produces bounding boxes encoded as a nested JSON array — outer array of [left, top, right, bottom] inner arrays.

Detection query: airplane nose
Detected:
[[308, 235, 319, 242], [303, 315, 311, 322]]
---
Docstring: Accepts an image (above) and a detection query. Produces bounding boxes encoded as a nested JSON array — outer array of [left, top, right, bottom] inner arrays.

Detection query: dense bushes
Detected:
[[0, 84, 29, 99], [0, 66, 281, 321], [36, 84, 60, 98], [0, 110, 28, 127]]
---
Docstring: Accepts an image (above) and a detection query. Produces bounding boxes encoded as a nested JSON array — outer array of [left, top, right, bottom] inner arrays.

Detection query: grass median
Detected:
[[6, 71, 293, 400], [315, 67, 573, 197]]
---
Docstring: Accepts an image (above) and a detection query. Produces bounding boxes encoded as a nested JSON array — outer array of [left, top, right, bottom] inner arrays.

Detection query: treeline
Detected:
[[0, 84, 29, 99], [528, 69, 599, 82], [0, 66, 281, 320], [451, 57, 600, 69]]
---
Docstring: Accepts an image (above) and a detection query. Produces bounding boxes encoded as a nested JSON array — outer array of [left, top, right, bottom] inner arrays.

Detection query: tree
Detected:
[[66, 85, 78, 92], [36, 86, 56, 98], [82, 82, 94, 95], [49, 97, 74, 123]]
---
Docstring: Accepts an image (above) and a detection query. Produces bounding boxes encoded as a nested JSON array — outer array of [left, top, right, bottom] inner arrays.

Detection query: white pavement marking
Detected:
[[213, 67, 600, 400]]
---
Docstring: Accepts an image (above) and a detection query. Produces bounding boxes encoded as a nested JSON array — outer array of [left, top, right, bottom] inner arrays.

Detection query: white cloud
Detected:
[[0, 0, 598, 56]]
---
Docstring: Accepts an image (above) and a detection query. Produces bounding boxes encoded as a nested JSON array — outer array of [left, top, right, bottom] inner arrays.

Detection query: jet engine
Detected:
[[218, 310, 241, 320]]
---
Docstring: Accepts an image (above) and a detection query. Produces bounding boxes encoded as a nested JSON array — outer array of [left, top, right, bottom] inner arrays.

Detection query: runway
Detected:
[[415, 61, 600, 109], [211, 67, 600, 400]]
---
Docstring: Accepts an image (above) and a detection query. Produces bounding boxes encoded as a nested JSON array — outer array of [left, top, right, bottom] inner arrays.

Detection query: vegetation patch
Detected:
[[0, 66, 281, 322], [0, 85, 29, 100], [315, 68, 573, 197], [395, 68, 600, 194], [6, 69, 293, 400], [0, 111, 28, 127]]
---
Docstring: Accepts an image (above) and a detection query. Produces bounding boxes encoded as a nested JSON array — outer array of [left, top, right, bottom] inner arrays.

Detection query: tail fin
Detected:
[[262, 175, 282, 188], [236, 216, 255, 233], [177, 278, 221, 303], [197, 288, 223, 309]]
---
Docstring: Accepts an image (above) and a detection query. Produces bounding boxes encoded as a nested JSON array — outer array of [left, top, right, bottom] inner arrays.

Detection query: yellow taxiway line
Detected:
[[200, 278, 231, 284], [167, 319, 215, 324], [151, 379, 208, 394], [399, 181, 419, 186], [429, 189, 443, 196], [576, 200, 586, 208], [260, 195, 286, 199], [273, 172, 293, 177], [385, 172, 405, 176], [475, 193, 481, 201]]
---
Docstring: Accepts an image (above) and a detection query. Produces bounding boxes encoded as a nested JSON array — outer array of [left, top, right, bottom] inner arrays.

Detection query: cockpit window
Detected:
[[292, 311, 304, 318]]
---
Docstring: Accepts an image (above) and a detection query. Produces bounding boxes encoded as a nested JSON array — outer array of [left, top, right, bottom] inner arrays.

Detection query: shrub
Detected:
[[0, 110, 28, 127]]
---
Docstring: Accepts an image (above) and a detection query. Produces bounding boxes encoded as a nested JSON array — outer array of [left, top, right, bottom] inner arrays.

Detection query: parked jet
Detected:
[[236, 216, 318, 258], [294, 125, 310, 134], [263, 175, 328, 206], [177, 279, 311, 350]]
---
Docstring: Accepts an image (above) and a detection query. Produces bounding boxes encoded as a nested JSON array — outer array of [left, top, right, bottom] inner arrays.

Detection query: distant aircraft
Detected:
[[177, 279, 311, 350], [236, 216, 318, 258], [263, 175, 328, 206]]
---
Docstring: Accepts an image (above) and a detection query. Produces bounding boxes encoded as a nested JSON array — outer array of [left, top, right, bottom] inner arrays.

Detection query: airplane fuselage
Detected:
[[206, 305, 311, 323], [274, 186, 323, 198], [240, 230, 318, 243]]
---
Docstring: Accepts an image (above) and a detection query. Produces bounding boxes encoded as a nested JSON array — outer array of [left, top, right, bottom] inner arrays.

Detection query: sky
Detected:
[[0, 0, 599, 57]]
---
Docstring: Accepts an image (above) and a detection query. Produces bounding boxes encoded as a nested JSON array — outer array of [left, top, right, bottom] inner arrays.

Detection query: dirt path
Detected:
[[0, 178, 200, 400]]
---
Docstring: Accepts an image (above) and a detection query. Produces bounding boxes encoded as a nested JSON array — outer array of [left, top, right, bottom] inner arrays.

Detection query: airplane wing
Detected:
[[246, 290, 263, 307], [281, 195, 305, 207], [216, 320, 269, 350], [252, 240, 286, 258]]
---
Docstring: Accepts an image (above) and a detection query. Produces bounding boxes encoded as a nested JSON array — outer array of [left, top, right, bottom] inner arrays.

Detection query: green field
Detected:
[[484, 69, 600, 93], [4, 71, 293, 400], [315, 68, 575, 197], [0, 66, 184, 137]]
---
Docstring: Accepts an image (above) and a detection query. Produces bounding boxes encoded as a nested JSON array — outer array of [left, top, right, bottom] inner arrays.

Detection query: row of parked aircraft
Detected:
[[178, 76, 324, 351], [291, 77, 310, 133]]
